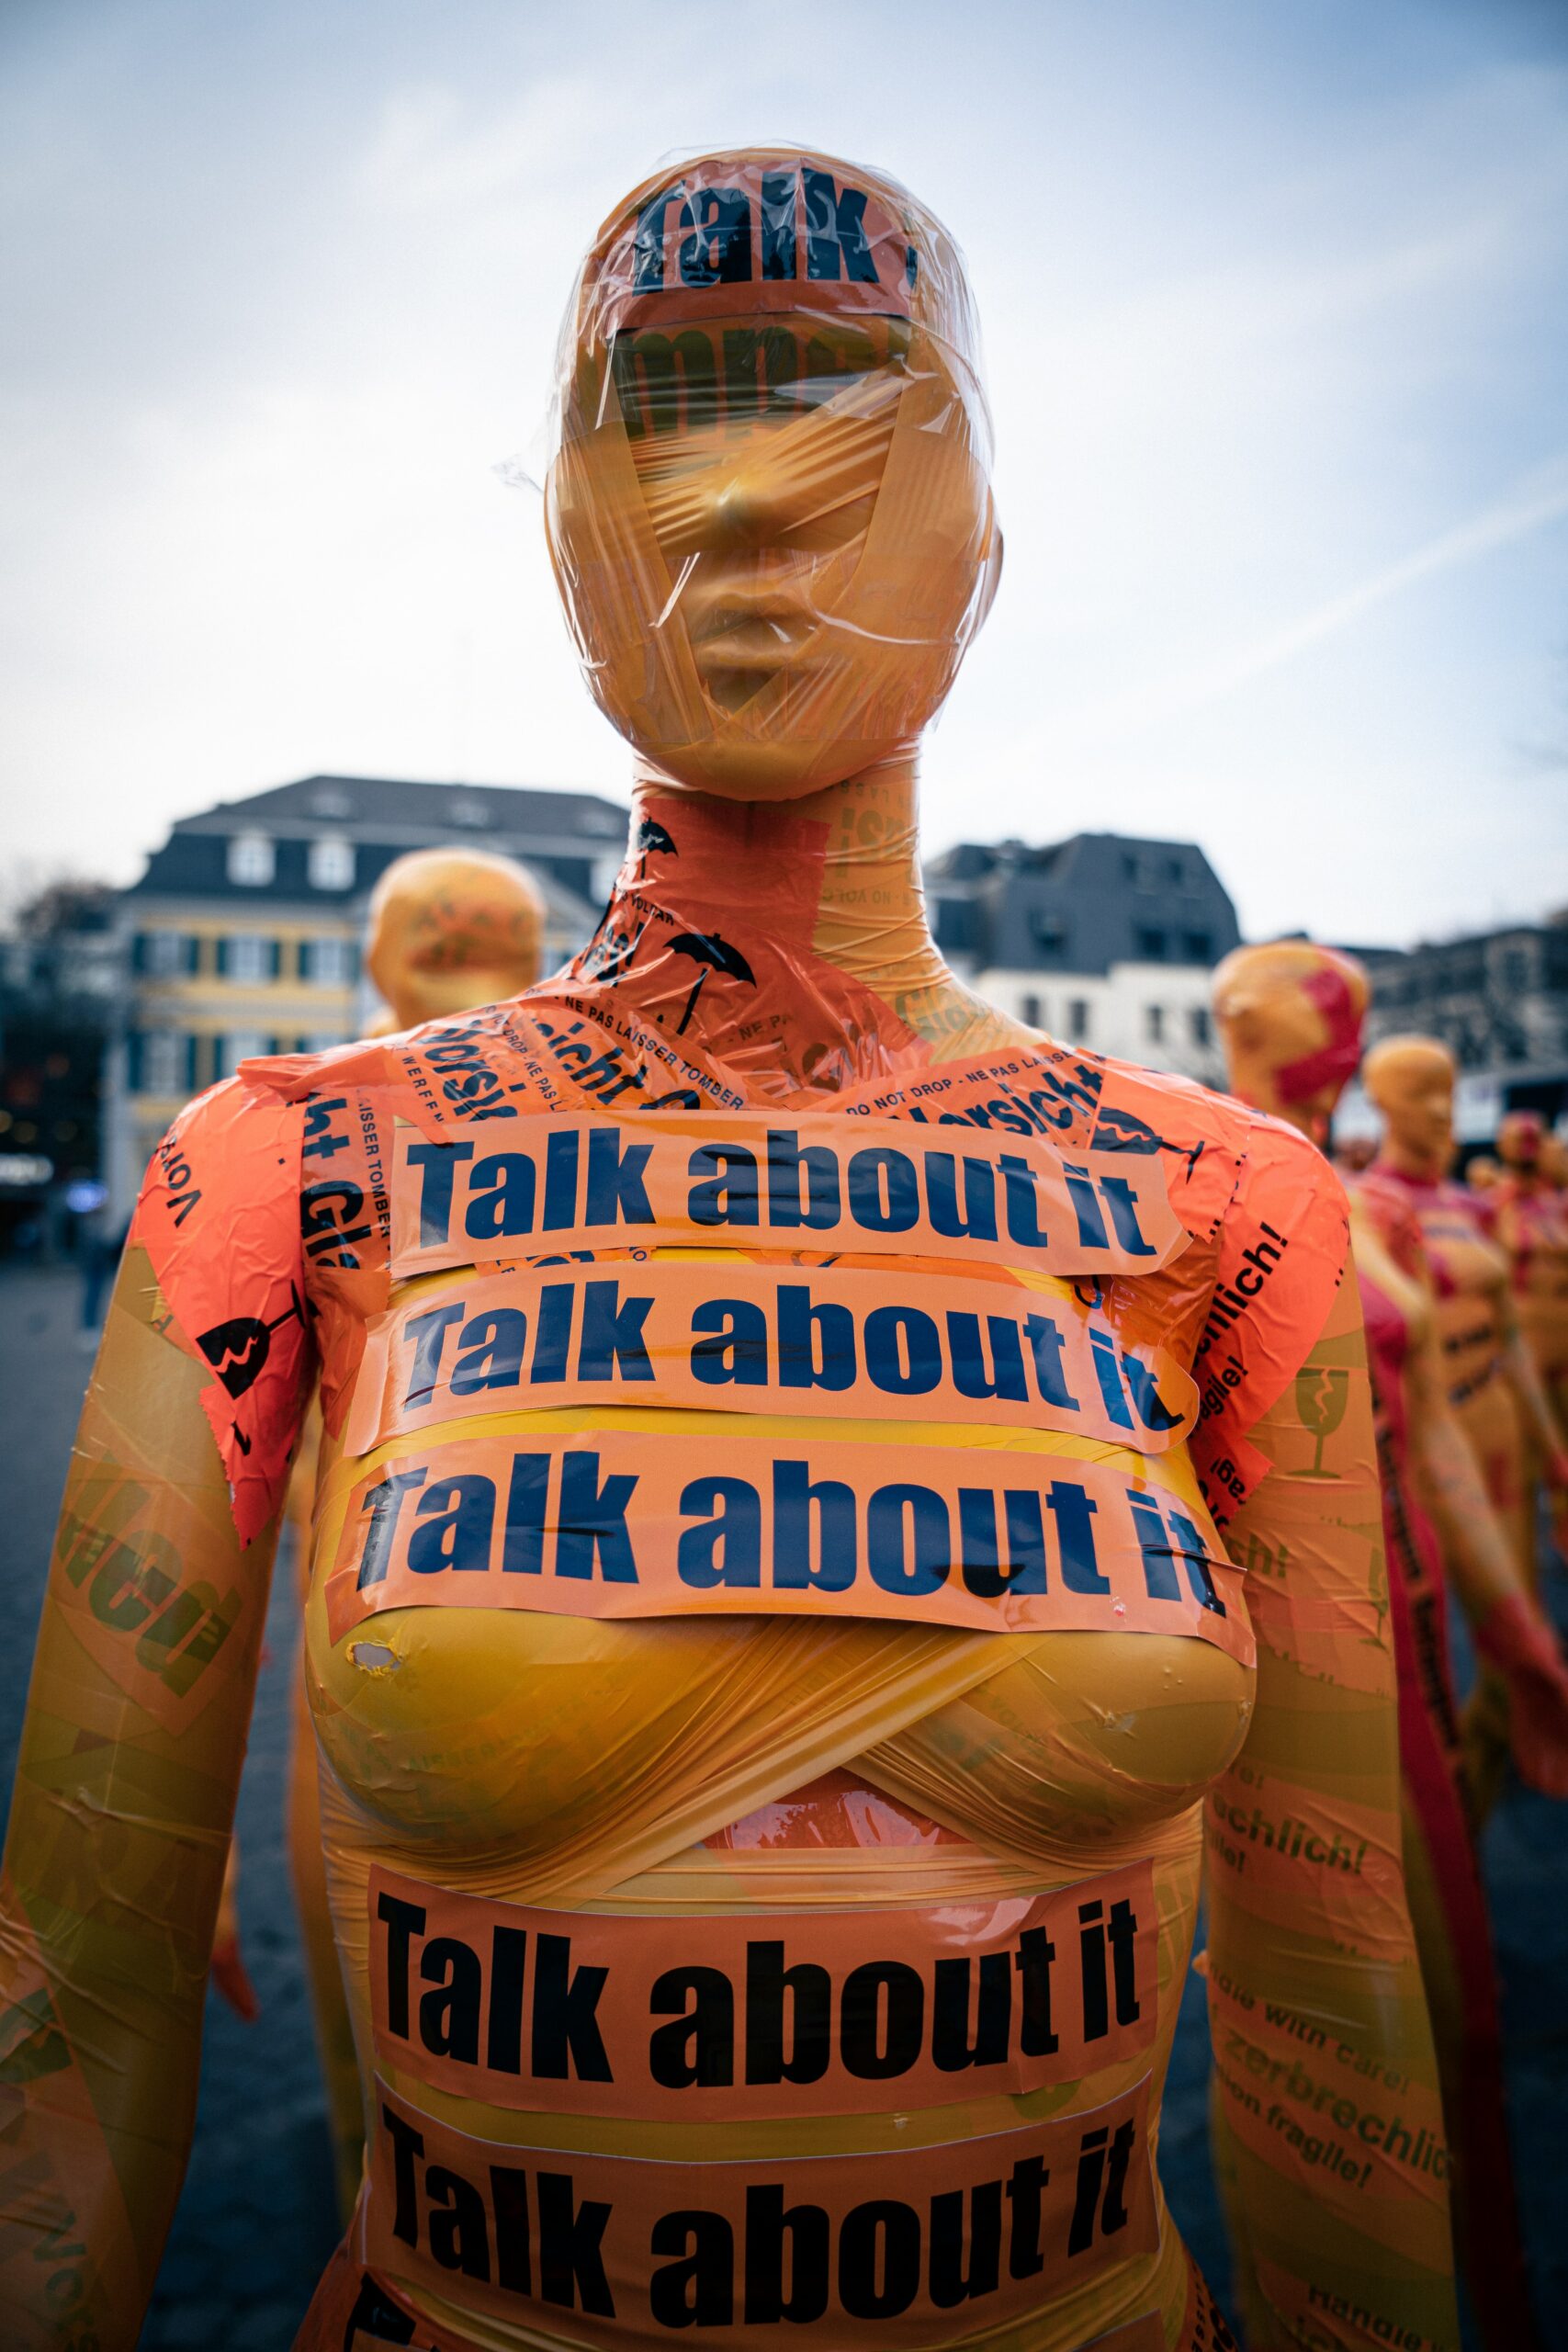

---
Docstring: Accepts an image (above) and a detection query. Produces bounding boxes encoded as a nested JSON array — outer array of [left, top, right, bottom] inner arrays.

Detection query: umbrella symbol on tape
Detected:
[[636, 817, 677, 862], [669, 932, 756, 1035], [197, 1284, 306, 1400]]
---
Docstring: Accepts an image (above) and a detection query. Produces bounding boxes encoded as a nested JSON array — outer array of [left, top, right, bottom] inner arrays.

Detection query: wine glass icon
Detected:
[[1295, 1365, 1350, 1478]]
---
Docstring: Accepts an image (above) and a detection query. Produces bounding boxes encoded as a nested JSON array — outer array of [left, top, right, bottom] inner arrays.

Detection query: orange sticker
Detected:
[[323, 1429, 1247, 1658], [1206, 1977, 1447, 2222], [50, 1463, 252, 1734], [343, 1260, 1199, 1459], [388, 1110, 1187, 1283], [0, 1879, 142, 2347], [1203, 1777, 1408, 1965], [365, 2075, 1156, 2349], [367, 1860, 1157, 2122]]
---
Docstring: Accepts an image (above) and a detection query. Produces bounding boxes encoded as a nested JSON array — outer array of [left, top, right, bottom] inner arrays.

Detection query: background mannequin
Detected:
[[1362, 1037, 1568, 1816], [1491, 1110, 1568, 1445], [0, 150, 1454, 2352], [286, 846, 548, 2216], [1213, 941, 1568, 2348]]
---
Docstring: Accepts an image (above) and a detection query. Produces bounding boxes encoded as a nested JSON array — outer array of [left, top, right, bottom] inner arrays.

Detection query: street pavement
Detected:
[[2, 1259, 1565, 2347]]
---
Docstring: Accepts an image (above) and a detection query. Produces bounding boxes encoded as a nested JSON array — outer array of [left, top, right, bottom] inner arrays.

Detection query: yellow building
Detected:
[[107, 774, 626, 1216]]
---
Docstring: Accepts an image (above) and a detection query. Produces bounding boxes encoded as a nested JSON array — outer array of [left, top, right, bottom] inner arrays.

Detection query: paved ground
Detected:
[[1, 1260, 1564, 2347]]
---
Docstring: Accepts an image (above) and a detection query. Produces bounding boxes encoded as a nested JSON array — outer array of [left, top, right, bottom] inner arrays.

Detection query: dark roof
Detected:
[[173, 774, 626, 844], [926, 831, 1240, 976], [127, 775, 628, 910]]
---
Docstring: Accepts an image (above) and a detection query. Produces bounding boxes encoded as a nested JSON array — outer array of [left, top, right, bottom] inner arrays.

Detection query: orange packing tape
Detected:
[[388, 1109, 1189, 1283], [322, 1429, 1247, 1659], [343, 1260, 1200, 1458], [363, 2075, 1157, 2348], [365, 1859, 1159, 2123]]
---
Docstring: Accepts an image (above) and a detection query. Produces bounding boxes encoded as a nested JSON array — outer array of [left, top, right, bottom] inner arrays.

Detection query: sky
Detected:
[[1, 0, 1565, 948]]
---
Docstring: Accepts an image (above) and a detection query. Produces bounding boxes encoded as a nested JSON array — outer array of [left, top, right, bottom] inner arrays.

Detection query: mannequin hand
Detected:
[[210, 1835, 260, 2022], [1478, 1593, 1568, 1799]]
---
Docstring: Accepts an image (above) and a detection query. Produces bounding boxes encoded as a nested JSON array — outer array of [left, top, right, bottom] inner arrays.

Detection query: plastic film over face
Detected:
[[544, 150, 1001, 797]]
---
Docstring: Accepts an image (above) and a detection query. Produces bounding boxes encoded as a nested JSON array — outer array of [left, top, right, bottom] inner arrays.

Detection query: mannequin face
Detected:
[[367, 849, 545, 1028], [1497, 1111, 1545, 1172], [1365, 1040, 1456, 1179], [546, 153, 999, 801], [1210, 941, 1367, 1148]]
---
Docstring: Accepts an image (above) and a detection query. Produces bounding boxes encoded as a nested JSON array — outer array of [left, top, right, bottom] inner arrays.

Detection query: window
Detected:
[[1145, 1004, 1166, 1044], [308, 835, 355, 891], [228, 831, 275, 886], [218, 1031, 269, 1077], [1189, 1005, 1212, 1046], [1021, 993, 1042, 1028], [1068, 999, 1089, 1041], [1183, 931, 1213, 963], [302, 936, 356, 986], [141, 1032, 183, 1095], [136, 929, 193, 978], [1166, 857, 1185, 886], [1501, 948, 1530, 991], [450, 795, 489, 829], [1028, 910, 1066, 956], [309, 784, 354, 819], [223, 934, 276, 984], [1135, 927, 1167, 961]]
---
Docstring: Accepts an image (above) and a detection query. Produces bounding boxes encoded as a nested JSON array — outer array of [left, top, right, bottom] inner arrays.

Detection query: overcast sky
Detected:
[[3, 0, 1565, 946]]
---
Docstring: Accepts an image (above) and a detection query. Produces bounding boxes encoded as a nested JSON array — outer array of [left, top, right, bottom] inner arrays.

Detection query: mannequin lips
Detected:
[[683, 572, 821, 700]]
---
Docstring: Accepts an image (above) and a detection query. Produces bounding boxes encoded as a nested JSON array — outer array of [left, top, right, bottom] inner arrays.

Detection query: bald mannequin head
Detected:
[[367, 847, 547, 1029], [1364, 1034, 1457, 1182], [1211, 939, 1369, 1146]]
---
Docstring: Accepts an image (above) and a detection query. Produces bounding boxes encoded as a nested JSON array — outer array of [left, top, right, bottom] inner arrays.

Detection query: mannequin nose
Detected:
[[708, 470, 790, 548]]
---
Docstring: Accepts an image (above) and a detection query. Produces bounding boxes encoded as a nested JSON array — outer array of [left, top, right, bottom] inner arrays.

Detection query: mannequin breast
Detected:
[[1403, 1185, 1508, 1399], [307, 1549, 1254, 1878]]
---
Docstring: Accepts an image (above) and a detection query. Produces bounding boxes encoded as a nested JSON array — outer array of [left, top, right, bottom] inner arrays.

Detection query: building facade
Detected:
[[106, 775, 627, 1216], [1336, 920, 1568, 1141], [925, 832, 1241, 1082]]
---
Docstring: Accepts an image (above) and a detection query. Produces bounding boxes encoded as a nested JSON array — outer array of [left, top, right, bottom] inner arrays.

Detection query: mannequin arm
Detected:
[[1203, 1262, 1459, 2351], [0, 1245, 279, 2348], [1500, 1298, 1568, 1484]]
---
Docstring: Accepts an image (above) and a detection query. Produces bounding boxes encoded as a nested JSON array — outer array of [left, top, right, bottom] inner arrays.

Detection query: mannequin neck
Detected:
[[627, 754, 965, 1023], [1374, 1132, 1449, 1185]]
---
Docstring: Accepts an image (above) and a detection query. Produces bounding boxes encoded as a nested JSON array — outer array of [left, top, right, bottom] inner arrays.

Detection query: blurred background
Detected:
[[2, 0, 1566, 2344]]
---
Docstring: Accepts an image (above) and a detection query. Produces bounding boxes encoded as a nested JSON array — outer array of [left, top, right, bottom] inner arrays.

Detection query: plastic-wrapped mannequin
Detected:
[[1213, 942, 1568, 2348], [1490, 1110, 1568, 1440], [1465, 1154, 1501, 1199], [285, 847, 549, 2216], [1362, 1038, 1568, 1817], [0, 151, 1454, 2352]]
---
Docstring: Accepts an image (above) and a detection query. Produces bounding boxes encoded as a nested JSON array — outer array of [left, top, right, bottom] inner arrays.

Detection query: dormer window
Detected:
[[309, 784, 354, 819], [450, 796, 488, 829], [309, 836, 355, 891], [228, 831, 275, 887]]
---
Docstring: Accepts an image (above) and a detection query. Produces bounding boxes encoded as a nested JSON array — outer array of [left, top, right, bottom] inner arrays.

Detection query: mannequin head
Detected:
[[545, 150, 1000, 803], [1363, 1035, 1457, 1182], [1497, 1110, 1546, 1174], [1542, 1134, 1568, 1189], [1337, 1135, 1376, 1175], [1210, 939, 1369, 1147], [1465, 1153, 1501, 1195], [366, 848, 546, 1028]]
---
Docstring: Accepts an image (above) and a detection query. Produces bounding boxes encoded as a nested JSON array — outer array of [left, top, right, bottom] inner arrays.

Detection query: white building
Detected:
[[926, 832, 1242, 1085]]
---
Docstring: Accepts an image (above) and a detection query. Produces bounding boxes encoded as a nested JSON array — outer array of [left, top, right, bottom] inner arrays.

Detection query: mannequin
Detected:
[[1362, 1038, 1568, 1816], [1491, 1110, 1568, 1439], [0, 151, 1455, 2352], [286, 847, 549, 2216], [1465, 1153, 1501, 1198], [1213, 942, 1568, 2348]]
